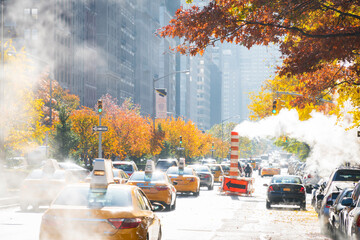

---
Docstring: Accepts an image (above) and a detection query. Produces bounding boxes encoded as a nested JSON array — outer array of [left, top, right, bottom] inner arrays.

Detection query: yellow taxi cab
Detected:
[[204, 164, 224, 182], [261, 163, 281, 177], [19, 159, 77, 211], [85, 169, 128, 184], [127, 160, 177, 211], [167, 158, 200, 196], [113, 169, 129, 184], [39, 158, 162, 240]]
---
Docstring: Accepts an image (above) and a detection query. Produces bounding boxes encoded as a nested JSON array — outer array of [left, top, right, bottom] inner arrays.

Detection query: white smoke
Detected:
[[233, 109, 360, 177]]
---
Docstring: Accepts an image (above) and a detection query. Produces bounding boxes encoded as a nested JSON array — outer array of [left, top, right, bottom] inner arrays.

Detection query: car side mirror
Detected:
[[151, 202, 165, 212], [313, 184, 319, 190], [327, 200, 334, 206], [263, 183, 268, 187], [173, 181, 178, 186], [317, 194, 324, 201], [341, 197, 353, 207]]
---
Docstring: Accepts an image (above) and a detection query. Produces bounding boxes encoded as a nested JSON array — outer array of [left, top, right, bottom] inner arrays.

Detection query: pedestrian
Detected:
[[244, 163, 253, 177]]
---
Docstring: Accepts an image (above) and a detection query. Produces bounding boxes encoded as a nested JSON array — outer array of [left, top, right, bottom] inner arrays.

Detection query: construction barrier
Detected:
[[220, 131, 255, 196]]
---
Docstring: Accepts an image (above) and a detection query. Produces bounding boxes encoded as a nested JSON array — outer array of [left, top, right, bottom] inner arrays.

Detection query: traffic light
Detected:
[[283, 136, 288, 143], [272, 100, 277, 114], [180, 136, 182, 145], [97, 99, 103, 115], [212, 142, 214, 148]]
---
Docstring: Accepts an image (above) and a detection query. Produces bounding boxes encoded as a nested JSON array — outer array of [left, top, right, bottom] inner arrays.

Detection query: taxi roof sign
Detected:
[[179, 158, 185, 170], [90, 159, 114, 189], [145, 160, 155, 173], [43, 159, 61, 174]]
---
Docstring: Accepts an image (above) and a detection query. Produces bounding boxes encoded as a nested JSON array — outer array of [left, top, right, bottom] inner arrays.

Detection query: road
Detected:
[[0, 169, 328, 240]]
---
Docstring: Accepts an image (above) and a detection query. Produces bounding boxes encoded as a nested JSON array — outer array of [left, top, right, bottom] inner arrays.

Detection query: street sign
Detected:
[[93, 126, 108, 132], [210, 149, 215, 152], [222, 177, 248, 193], [177, 147, 185, 150]]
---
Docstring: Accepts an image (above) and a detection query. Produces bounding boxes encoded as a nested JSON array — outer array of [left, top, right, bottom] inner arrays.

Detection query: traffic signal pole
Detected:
[[97, 99, 103, 158], [98, 114, 102, 158]]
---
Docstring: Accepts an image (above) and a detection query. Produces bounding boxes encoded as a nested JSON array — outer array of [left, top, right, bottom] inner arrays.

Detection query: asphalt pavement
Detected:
[[0, 169, 330, 240]]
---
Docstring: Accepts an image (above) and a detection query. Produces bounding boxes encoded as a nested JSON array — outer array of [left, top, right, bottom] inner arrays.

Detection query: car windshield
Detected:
[[54, 186, 132, 207], [113, 164, 133, 172], [58, 162, 84, 170], [208, 165, 221, 171], [167, 167, 193, 175], [221, 165, 230, 171], [190, 166, 210, 173], [156, 161, 177, 169], [271, 176, 302, 184], [334, 170, 360, 181], [129, 172, 166, 182], [26, 169, 44, 179]]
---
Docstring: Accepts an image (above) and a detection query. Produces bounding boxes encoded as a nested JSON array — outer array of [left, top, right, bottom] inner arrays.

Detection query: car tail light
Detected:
[[325, 195, 332, 208], [308, 174, 312, 178], [127, 172, 133, 177], [108, 218, 141, 229], [204, 174, 210, 178], [299, 187, 305, 193], [356, 217, 360, 227], [114, 179, 120, 184], [155, 185, 169, 191], [268, 186, 274, 192]]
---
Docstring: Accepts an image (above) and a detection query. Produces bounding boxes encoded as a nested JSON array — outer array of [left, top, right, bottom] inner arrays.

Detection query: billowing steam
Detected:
[[233, 109, 360, 177]]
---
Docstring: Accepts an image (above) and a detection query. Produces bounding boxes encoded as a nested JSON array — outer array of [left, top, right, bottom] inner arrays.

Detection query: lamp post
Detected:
[[152, 70, 189, 160], [221, 115, 241, 159]]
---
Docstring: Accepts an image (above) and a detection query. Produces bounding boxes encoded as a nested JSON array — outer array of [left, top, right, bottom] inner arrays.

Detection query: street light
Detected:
[[152, 70, 189, 160]]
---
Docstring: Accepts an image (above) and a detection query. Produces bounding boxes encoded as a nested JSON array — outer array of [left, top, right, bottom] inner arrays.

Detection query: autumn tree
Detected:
[[160, 1, 360, 125], [70, 107, 98, 165], [98, 94, 155, 161]]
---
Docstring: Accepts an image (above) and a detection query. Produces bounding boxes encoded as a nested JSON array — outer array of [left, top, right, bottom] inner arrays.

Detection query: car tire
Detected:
[[165, 203, 171, 211], [300, 202, 306, 210], [208, 184, 213, 190], [266, 201, 271, 209], [194, 189, 200, 197], [171, 198, 176, 211], [20, 202, 28, 212], [158, 226, 162, 240], [32, 202, 39, 212]]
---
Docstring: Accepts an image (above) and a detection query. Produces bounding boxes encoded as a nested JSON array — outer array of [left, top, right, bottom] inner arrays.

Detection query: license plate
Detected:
[[283, 188, 291, 192]]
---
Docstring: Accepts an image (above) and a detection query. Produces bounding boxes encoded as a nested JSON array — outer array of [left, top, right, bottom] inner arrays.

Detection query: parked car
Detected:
[[318, 168, 360, 233], [328, 188, 353, 235], [339, 181, 360, 236]]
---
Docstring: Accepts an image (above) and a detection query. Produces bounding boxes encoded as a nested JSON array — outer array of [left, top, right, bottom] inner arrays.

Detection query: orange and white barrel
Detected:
[[229, 131, 239, 177]]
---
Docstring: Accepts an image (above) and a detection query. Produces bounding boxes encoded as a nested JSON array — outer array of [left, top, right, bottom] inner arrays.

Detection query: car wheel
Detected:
[[158, 226, 162, 240], [300, 202, 306, 210], [32, 202, 39, 212], [20, 202, 28, 212], [171, 198, 176, 211], [208, 184, 213, 190], [194, 189, 200, 197], [266, 201, 271, 209]]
